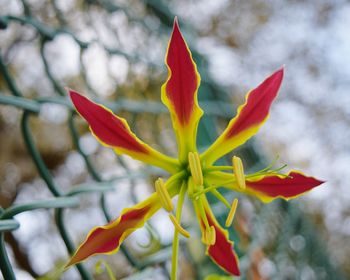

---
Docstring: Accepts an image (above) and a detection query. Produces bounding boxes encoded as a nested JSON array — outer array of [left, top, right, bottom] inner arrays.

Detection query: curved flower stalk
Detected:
[[66, 18, 324, 278]]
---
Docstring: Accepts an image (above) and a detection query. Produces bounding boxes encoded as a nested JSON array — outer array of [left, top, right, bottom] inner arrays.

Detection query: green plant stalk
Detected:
[[171, 183, 187, 280]]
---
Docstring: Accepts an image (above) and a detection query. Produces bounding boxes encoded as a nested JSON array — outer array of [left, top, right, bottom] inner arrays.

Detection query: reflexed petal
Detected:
[[206, 171, 324, 203], [202, 68, 284, 165], [69, 90, 179, 173], [194, 196, 240, 276], [245, 171, 325, 203], [161, 18, 203, 161], [66, 193, 161, 267]]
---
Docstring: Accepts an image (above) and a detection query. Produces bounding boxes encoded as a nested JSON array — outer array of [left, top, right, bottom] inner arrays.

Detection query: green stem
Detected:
[[194, 184, 222, 199], [204, 166, 233, 171], [209, 189, 230, 209], [171, 183, 186, 280], [171, 228, 180, 280]]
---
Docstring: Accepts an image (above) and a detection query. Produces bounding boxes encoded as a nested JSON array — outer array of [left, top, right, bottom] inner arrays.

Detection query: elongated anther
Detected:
[[225, 198, 238, 227], [188, 152, 203, 186], [169, 214, 190, 238], [155, 178, 174, 212], [205, 226, 216, 245], [232, 156, 246, 189]]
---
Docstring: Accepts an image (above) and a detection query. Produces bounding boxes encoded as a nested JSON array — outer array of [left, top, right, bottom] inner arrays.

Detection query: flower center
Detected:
[[187, 151, 204, 197], [187, 152, 216, 245], [188, 152, 203, 186]]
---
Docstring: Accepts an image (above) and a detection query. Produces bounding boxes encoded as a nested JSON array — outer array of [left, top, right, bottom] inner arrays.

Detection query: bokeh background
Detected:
[[1, 0, 349, 279]]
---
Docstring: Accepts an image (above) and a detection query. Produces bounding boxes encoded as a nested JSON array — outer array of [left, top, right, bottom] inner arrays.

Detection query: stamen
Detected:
[[205, 165, 233, 171], [256, 154, 280, 174], [205, 226, 216, 245], [169, 214, 190, 238], [187, 178, 194, 198], [155, 178, 174, 212], [193, 184, 219, 200], [269, 164, 288, 173], [196, 200, 210, 229], [232, 156, 246, 190], [225, 198, 238, 227], [209, 189, 231, 209], [188, 152, 203, 186]]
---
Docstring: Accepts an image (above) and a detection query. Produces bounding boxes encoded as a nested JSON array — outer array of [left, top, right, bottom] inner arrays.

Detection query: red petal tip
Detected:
[[172, 17, 181, 38], [173, 16, 179, 28], [270, 67, 284, 85], [68, 89, 149, 154], [68, 89, 81, 100], [247, 171, 325, 200]]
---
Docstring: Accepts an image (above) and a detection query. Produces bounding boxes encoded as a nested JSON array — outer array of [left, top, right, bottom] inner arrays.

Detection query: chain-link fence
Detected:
[[0, 0, 347, 279]]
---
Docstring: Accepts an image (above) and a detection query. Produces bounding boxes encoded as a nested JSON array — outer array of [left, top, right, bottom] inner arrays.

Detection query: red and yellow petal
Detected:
[[66, 193, 161, 267], [161, 18, 203, 161], [245, 171, 325, 203], [194, 196, 240, 276], [202, 68, 284, 165], [69, 90, 179, 173]]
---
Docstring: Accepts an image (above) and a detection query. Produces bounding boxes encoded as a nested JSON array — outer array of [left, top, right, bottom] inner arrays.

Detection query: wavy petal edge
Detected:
[[202, 68, 284, 165], [69, 89, 179, 173], [66, 195, 161, 267], [161, 18, 203, 160], [246, 170, 325, 203], [194, 196, 240, 276]]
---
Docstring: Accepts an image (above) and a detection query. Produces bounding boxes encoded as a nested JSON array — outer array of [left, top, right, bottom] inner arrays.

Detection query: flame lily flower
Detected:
[[66, 18, 324, 278]]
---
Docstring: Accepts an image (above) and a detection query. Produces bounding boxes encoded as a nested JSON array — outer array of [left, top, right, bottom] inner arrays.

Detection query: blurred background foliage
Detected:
[[0, 0, 349, 279]]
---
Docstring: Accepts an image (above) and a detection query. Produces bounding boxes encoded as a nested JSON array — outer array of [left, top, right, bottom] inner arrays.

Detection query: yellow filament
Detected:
[[169, 214, 190, 238], [155, 178, 174, 212], [188, 152, 203, 186], [205, 226, 216, 245], [232, 156, 246, 189], [225, 198, 238, 227], [187, 178, 195, 198]]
